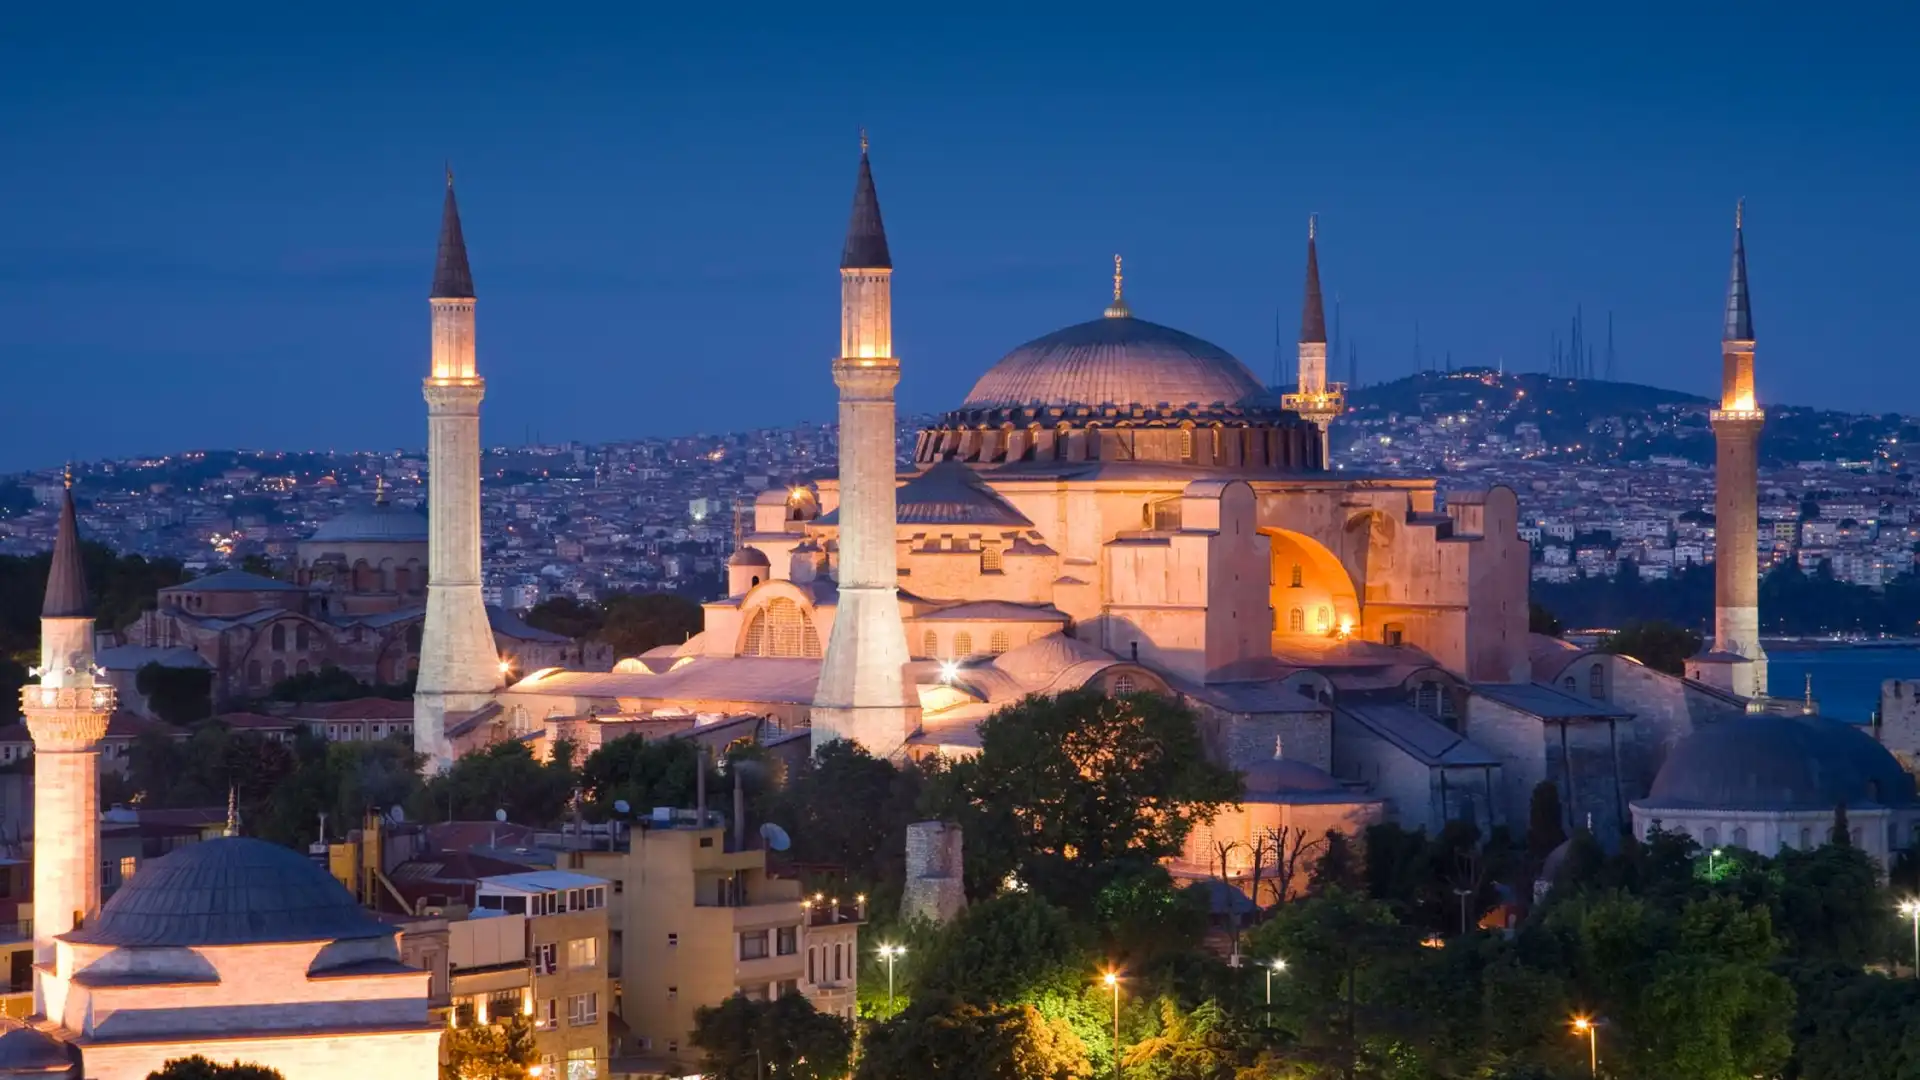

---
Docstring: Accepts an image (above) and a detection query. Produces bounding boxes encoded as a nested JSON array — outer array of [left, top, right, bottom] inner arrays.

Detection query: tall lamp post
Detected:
[[1103, 970, 1123, 1080], [1265, 957, 1287, 1006], [1571, 1016, 1599, 1077], [1899, 900, 1920, 977], [1708, 846, 1723, 878], [878, 944, 906, 1008]]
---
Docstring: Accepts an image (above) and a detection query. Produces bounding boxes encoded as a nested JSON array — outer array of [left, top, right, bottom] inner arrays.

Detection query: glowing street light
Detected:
[[1570, 1016, 1599, 1077], [1265, 957, 1287, 1006], [938, 660, 960, 685], [1900, 899, 1920, 977], [1102, 970, 1123, 1080], [1708, 846, 1723, 877], [878, 944, 906, 1007]]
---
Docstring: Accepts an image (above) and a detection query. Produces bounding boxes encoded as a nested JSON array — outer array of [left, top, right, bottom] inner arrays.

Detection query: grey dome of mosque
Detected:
[[1642, 715, 1918, 812], [308, 499, 429, 543], [916, 260, 1321, 469]]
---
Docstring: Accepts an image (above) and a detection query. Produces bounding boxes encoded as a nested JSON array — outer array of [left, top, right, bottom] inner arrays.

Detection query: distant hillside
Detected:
[[1342, 369, 1914, 466]]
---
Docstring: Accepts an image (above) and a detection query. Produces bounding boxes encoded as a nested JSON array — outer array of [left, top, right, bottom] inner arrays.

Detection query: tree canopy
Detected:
[[1597, 619, 1702, 675], [691, 991, 853, 1080], [147, 1058, 285, 1080]]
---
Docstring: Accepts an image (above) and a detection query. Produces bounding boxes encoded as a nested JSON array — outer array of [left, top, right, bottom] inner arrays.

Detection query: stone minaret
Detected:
[[1280, 216, 1343, 468], [813, 137, 921, 757], [415, 170, 499, 770], [23, 479, 111, 1005], [1709, 200, 1768, 698]]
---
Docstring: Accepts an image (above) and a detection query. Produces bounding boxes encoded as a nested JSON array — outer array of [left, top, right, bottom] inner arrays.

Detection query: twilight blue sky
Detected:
[[2, 6, 1916, 470]]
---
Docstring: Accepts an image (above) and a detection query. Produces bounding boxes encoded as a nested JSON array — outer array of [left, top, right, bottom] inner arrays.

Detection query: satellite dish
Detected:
[[613, 799, 631, 816], [760, 822, 792, 852], [494, 809, 508, 823]]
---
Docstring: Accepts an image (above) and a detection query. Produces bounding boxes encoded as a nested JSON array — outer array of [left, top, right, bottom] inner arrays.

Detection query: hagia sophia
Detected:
[[7, 143, 1917, 1076]]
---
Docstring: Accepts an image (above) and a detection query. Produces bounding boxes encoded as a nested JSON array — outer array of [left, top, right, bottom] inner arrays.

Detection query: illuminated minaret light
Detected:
[[1703, 199, 1769, 699], [1280, 215, 1344, 468], [22, 475, 112, 1011], [415, 168, 500, 770], [812, 133, 921, 756]]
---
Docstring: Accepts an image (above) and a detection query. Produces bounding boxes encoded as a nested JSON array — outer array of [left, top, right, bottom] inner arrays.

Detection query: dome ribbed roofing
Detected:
[[63, 837, 393, 948], [308, 502, 429, 543], [1642, 715, 1915, 812], [962, 315, 1267, 412]]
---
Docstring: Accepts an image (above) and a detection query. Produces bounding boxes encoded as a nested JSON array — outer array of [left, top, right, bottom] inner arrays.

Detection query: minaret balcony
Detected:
[[1710, 407, 1765, 425], [20, 684, 115, 712]]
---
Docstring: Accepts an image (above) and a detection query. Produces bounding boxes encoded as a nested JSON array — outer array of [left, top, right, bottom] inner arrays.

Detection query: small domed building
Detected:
[[0, 1020, 78, 1079], [38, 837, 441, 1079], [1630, 714, 1920, 865]]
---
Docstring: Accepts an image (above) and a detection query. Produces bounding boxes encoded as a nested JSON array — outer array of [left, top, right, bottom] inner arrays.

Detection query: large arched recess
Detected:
[[1261, 527, 1360, 649]]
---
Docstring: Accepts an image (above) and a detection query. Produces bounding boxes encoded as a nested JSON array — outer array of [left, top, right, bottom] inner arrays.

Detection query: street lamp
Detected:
[[1899, 899, 1920, 977], [1571, 1016, 1599, 1077], [1102, 970, 1123, 1080], [878, 944, 906, 1007], [1265, 957, 1287, 1006], [1708, 846, 1722, 877]]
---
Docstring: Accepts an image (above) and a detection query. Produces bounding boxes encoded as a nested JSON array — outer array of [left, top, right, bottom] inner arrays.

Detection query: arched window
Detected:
[[1415, 682, 1440, 716], [1289, 563, 1303, 588], [741, 598, 823, 659], [1731, 827, 1748, 848], [394, 566, 410, 593], [296, 624, 310, 651], [1383, 623, 1405, 647], [1316, 606, 1332, 632], [1288, 608, 1305, 632], [1564, 676, 1577, 693], [1702, 826, 1719, 848], [921, 630, 938, 658], [1113, 673, 1136, 695], [1587, 662, 1605, 700], [981, 546, 1002, 572], [954, 632, 974, 658], [271, 624, 286, 651], [1179, 428, 1194, 460], [1800, 827, 1813, 849], [295, 659, 310, 676], [989, 630, 1010, 655]]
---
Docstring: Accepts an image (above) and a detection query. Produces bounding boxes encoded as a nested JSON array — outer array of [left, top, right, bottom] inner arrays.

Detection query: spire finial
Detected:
[[62, 463, 72, 491], [860, 127, 869, 156], [840, 138, 892, 270], [1735, 197, 1743, 231], [446, 161, 454, 189], [431, 168, 475, 299], [1309, 213, 1317, 241], [374, 475, 386, 505], [1104, 254, 1132, 318], [225, 785, 238, 838], [1804, 672, 1814, 713]]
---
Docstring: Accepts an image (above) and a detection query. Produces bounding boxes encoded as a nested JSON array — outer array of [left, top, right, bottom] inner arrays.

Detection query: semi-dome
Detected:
[[728, 546, 771, 567], [63, 837, 394, 948], [1642, 715, 1917, 812], [308, 501, 429, 544], [963, 315, 1268, 413]]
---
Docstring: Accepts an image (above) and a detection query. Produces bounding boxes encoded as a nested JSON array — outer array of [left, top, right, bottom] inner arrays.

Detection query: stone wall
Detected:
[[901, 821, 966, 925]]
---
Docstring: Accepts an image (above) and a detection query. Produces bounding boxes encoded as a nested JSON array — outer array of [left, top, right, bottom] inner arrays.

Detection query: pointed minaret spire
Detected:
[[432, 167, 476, 300], [841, 132, 892, 270], [1104, 254, 1132, 319], [1723, 198, 1753, 342], [1299, 215, 1327, 345], [43, 473, 89, 619]]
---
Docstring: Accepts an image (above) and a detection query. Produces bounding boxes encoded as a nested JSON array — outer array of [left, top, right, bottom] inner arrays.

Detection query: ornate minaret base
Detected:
[[25, 485, 111, 1014], [415, 174, 499, 771], [1279, 218, 1343, 470], [813, 139, 920, 758], [1690, 202, 1768, 701]]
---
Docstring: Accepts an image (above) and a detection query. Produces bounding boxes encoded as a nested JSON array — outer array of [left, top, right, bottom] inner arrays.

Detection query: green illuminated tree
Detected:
[[857, 997, 1088, 1080], [440, 1011, 538, 1080], [147, 1058, 285, 1080], [691, 991, 853, 1080]]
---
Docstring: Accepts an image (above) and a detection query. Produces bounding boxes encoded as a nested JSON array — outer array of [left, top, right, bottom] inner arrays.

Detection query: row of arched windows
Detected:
[[919, 628, 1021, 660], [1283, 606, 1334, 633], [742, 599, 822, 659]]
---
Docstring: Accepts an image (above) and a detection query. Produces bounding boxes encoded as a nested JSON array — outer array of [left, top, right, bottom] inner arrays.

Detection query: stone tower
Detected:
[[1706, 200, 1768, 698], [22, 480, 112, 1006], [1280, 216, 1343, 467], [812, 137, 921, 757], [415, 170, 499, 770]]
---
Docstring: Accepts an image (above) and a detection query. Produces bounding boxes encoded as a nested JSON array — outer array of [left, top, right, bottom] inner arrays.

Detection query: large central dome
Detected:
[[963, 314, 1267, 412]]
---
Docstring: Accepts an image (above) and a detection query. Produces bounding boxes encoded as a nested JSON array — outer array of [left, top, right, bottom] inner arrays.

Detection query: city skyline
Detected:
[[4, 11, 1917, 472]]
